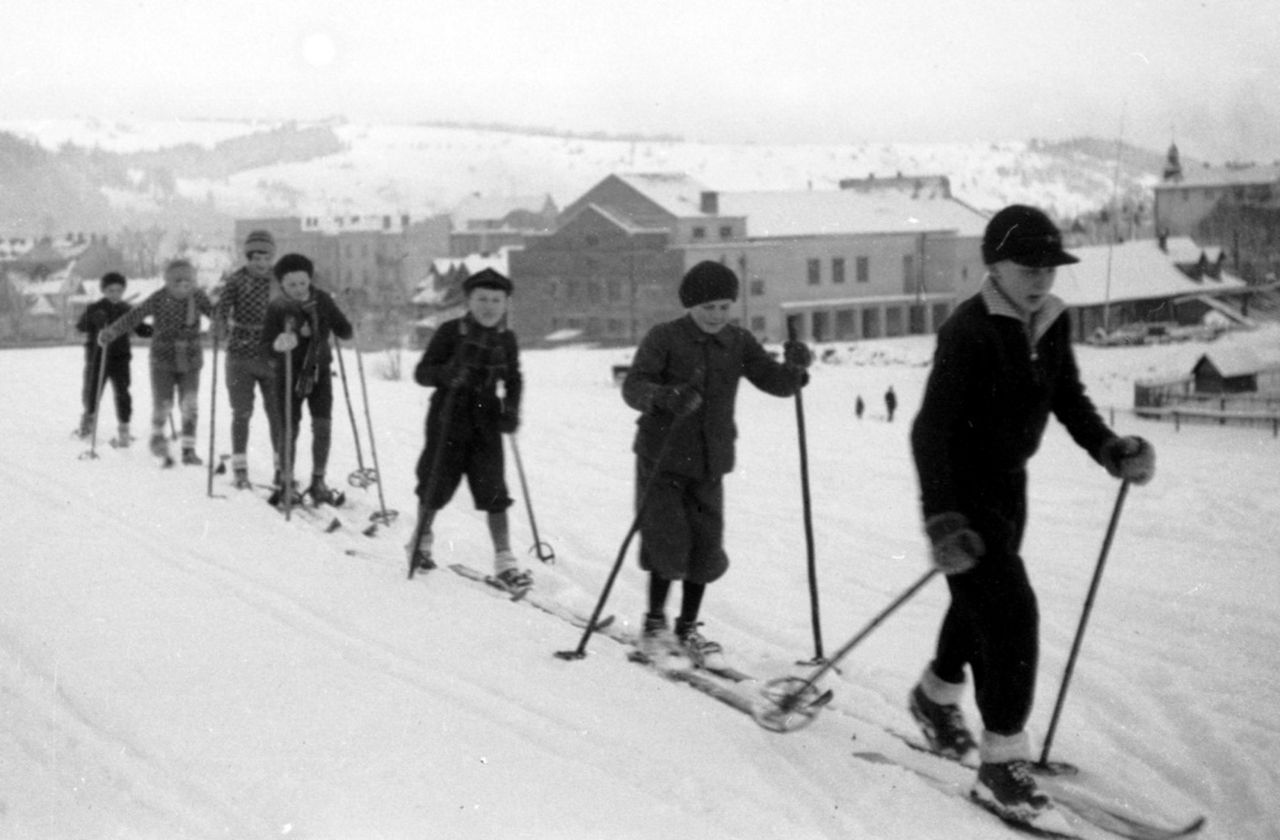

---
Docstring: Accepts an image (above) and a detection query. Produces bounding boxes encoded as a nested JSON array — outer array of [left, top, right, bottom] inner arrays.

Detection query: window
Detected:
[[750, 315, 767, 333], [807, 259, 821, 285], [812, 311, 831, 342], [832, 257, 846, 284], [886, 306, 904, 336], [719, 226, 733, 239], [750, 278, 765, 296], [836, 309, 856, 339], [692, 227, 706, 240], [856, 256, 870, 283], [862, 308, 880, 338]]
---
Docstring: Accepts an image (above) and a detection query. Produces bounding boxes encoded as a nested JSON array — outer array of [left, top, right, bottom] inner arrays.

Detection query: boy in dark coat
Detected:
[[622, 261, 811, 667], [408, 269, 524, 587], [75, 271, 152, 443], [909, 204, 1155, 831], [260, 253, 354, 506], [99, 259, 215, 467]]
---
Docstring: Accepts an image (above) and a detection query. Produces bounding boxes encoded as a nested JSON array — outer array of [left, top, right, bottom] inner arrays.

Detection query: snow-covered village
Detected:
[[2, 3, 1279, 840]]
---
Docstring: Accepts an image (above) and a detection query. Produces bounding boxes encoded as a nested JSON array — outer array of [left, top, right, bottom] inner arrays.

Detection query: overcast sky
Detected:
[[3, 0, 1276, 164]]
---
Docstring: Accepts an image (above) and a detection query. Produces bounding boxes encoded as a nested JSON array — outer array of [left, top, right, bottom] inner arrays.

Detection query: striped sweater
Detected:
[[101, 288, 214, 371]]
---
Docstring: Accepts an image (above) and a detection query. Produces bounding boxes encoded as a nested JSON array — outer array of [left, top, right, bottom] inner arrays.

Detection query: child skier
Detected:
[[260, 253, 354, 507], [98, 258, 215, 467], [408, 269, 524, 588], [75, 271, 152, 444], [215, 229, 283, 488], [909, 204, 1155, 831], [622, 261, 811, 667]]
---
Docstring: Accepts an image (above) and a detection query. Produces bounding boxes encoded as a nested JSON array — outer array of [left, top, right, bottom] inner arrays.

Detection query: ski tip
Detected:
[[554, 649, 587, 661]]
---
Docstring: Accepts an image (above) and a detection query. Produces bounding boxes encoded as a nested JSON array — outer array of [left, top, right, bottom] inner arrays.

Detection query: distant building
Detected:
[[1153, 145, 1280, 238], [509, 172, 988, 346], [1052, 238, 1249, 340], [449, 194, 557, 257]]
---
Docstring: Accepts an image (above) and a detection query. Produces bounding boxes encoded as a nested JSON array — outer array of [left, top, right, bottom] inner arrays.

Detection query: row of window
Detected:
[[691, 225, 736, 241], [806, 256, 871, 285]]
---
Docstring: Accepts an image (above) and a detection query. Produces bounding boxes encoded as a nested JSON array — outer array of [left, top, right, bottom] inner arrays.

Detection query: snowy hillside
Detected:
[[0, 118, 1159, 224], [2, 326, 1277, 839]]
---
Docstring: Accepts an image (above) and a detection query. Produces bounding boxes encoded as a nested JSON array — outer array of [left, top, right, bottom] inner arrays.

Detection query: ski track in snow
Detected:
[[2, 335, 1278, 839]]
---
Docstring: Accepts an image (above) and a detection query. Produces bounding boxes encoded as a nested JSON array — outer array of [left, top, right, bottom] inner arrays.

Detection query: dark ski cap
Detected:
[[982, 204, 1079, 267]]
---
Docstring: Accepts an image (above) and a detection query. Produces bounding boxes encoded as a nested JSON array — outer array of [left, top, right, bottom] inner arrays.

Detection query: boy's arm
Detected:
[[412, 323, 457, 387], [501, 332, 523, 412], [621, 328, 671, 413], [741, 330, 806, 396], [910, 325, 979, 519], [321, 292, 354, 341], [99, 298, 150, 344]]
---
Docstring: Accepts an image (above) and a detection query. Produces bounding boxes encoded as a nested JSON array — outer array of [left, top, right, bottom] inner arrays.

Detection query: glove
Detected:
[[783, 339, 814, 369], [655, 384, 703, 417], [924, 513, 985, 575], [1097, 436, 1156, 486], [96, 331, 113, 347], [497, 408, 520, 434], [273, 332, 299, 353]]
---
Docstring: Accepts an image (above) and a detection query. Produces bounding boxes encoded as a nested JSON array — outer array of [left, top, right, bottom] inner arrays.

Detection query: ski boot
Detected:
[[76, 413, 94, 439], [232, 468, 252, 490], [633, 613, 675, 663], [181, 448, 203, 466], [909, 676, 976, 760], [110, 424, 133, 448], [675, 618, 726, 670], [308, 478, 346, 507], [406, 531, 435, 572], [972, 760, 1070, 834]]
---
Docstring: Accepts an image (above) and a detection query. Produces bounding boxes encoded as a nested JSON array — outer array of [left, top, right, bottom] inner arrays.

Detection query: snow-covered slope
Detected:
[[0, 118, 1158, 222], [2, 328, 1276, 839]]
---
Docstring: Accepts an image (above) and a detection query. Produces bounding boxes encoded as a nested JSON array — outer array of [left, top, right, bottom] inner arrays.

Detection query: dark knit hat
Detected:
[[243, 229, 276, 255], [462, 268, 514, 295], [99, 271, 127, 290], [981, 205, 1078, 267], [679, 261, 739, 308], [273, 253, 315, 280]]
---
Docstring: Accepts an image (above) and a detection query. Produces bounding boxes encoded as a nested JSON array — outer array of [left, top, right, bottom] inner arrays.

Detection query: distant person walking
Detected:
[[855, 394, 865, 420], [884, 385, 897, 422]]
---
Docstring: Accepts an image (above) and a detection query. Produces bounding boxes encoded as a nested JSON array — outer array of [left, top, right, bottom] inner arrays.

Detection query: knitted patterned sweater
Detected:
[[215, 267, 280, 360], [101, 288, 214, 372]]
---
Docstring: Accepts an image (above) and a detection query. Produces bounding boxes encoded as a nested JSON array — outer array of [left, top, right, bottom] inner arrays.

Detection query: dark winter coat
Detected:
[[911, 280, 1116, 524], [623, 315, 805, 480], [413, 315, 522, 438], [76, 298, 151, 360], [100, 287, 214, 372], [260, 289, 353, 392]]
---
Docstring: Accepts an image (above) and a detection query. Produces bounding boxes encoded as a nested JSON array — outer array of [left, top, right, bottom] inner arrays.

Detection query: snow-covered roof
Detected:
[[1162, 236, 1225, 265], [718, 190, 988, 239], [452, 193, 551, 224], [1158, 163, 1280, 190], [615, 173, 715, 219], [429, 251, 509, 278], [1053, 239, 1247, 307], [1194, 346, 1280, 378]]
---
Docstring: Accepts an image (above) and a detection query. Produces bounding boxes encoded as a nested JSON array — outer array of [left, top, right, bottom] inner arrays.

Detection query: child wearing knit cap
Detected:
[[215, 229, 283, 488], [99, 259, 214, 467], [621, 260, 812, 668]]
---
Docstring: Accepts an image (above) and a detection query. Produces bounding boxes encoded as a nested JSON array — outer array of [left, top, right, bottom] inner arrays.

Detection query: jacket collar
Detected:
[[980, 275, 1064, 346], [678, 313, 732, 346]]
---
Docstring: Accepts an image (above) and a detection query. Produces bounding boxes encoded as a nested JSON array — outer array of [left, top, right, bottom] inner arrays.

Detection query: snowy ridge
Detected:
[[2, 333, 1277, 839]]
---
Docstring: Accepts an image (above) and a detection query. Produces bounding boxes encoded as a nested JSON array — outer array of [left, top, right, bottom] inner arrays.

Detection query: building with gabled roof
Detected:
[[510, 172, 988, 345], [1053, 238, 1249, 340]]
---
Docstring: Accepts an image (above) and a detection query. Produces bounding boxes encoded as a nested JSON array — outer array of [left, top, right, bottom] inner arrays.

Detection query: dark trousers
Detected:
[[276, 365, 335, 480], [930, 469, 1039, 736], [150, 363, 201, 448], [82, 352, 132, 424], [414, 403, 511, 513], [636, 459, 729, 585], [226, 354, 281, 460]]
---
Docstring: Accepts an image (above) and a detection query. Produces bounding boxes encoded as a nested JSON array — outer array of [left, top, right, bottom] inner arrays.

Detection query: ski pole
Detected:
[[555, 420, 682, 661], [281, 317, 296, 522], [353, 338, 396, 534], [169, 411, 179, 440], [206, 322, 222, 497], [787, 321, 824, 665], [79, 347, 109, 460], [754, 568, 940, 732], [509, 433, 555, 563], [332, 336, 374, 488], [1038, 479, 1131, 769]]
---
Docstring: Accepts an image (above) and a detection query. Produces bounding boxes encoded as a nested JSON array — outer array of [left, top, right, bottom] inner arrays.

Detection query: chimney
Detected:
[[700, 191, 718, 215]]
